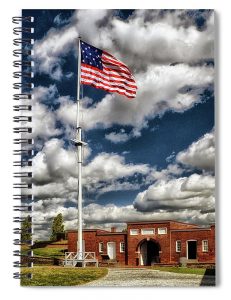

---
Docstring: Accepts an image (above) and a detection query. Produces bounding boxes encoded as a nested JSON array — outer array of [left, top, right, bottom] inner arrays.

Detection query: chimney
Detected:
[[111, 227, 116, 233]]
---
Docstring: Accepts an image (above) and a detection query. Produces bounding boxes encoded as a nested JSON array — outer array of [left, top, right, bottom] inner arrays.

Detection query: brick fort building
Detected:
[[67, 220, 215, 266]]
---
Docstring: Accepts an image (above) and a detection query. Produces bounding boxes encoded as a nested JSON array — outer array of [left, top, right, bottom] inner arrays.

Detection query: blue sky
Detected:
[[22, 9, 214, 239]]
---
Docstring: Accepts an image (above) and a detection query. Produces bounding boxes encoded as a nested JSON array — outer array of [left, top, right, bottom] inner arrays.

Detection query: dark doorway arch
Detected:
[[138, 239, 160, 266]]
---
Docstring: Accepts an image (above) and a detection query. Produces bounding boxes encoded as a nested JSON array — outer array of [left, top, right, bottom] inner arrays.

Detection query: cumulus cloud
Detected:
[[109, 11, 214, 70], [35, 10, 214, 137], [33, 10, 111, 80], [21, 85, 62, 140], [32, 139, 79, 185], [176, 130, 215, 171], [83, 202, 214, 226], [33, 25, 79, 80], [31, 102, 62, 139], [133, 173, 215, 212], [32, 200, 215, 240], [33, 10, 214, 79], [105, 130, 131, 143], [133, 10, 213, 30], [30, 10, 215, 239], [147, 164, 184, 183], [56, 64, 213, 134], [31, 138, 149, 199], [84, 152, 148, 181]]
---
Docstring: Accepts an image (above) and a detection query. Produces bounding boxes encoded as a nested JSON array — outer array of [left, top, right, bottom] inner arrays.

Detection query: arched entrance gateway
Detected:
[[138, 239, 160, 266]]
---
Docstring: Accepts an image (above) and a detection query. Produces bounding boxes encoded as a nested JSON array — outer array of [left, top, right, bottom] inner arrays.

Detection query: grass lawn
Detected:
[[151, 266, 215, 276], [21, 266, 108, 286], [21, 244, 66, 259], [32, 247, 65, 258]]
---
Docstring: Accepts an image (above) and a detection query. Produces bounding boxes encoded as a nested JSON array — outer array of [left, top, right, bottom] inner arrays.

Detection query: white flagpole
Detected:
[[76, 37, 83, 261]]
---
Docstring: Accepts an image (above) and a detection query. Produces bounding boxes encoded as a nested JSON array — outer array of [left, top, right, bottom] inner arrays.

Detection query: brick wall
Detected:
[[170, 221, 200, 230], [95, 233, 127, 265], [67, 222, 215, 266], [67, 230, 97, 253], [127, 222, 171, 265], [67, 230, 127, 265], [170, 226, 215, 263]]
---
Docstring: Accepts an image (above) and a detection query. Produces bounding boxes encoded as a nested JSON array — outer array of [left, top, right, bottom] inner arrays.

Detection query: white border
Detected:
[[0, 0, 230, 299]]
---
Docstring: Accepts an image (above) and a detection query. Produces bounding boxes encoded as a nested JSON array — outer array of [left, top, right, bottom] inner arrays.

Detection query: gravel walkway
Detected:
[[85, 268, 215, 287]]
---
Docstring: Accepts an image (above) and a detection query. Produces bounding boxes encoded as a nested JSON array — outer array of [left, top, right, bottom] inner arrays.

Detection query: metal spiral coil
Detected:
[[13, 15, 34, 280]]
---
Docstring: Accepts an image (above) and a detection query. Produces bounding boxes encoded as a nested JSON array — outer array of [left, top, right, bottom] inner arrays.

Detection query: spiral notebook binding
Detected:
[[13, 15, 34, 280], [13, 138, 33, 144], [13, 105, 32, 111], [13, 194, 33, 201]]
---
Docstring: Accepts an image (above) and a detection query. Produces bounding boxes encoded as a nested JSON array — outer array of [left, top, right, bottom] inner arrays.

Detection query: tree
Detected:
[[50, 213, 65, 241], [21, 215, 32, 243]]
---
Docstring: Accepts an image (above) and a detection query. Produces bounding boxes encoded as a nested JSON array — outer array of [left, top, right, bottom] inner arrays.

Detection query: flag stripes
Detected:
[[80, 41, 137, 98]]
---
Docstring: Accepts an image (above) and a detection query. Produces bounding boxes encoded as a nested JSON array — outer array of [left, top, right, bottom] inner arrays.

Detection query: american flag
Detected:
[[80, 41, 137, 99]]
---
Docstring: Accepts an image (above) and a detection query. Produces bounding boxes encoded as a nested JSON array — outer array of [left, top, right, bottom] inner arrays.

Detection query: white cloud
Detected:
[[31, 102, 62, 139], [33, 26, 79, 80], [55, 95, 78, 126], [83, 202, 214, 226], [105, 129, 131, 143], [176, 131, 215, 171], [31, 138, 149, 199], [32, 200, 215, 240], [22, 85, 62, 140], [147, 164, 184, 182], [34, 10, 214, 137], [33, 10, 111, 80], [56, 64, 213, 134], [30, 10, 215, 240], [33, 84, 58, 103], [33, 10, 214, 79], [109, 11, 214, 69], [53, 13, 71, 26], [133, 173, 215, 212], [32, 139, 78, 185], [74, 10, 111, 46], [83, 152, 149, 183]]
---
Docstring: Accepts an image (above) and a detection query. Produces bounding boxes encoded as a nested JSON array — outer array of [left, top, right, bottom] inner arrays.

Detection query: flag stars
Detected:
[[80, 40, 136, 97], [81, 41, 103, 70]]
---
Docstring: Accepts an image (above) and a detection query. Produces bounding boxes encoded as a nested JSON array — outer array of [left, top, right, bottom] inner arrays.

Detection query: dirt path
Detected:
[[84, 268, 215, 287]]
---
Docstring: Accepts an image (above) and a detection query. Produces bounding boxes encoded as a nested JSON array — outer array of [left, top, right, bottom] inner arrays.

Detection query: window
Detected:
[[158, 227, 167, 234], [120, 242, 125, 252], [202, 240, 208, 252], [141, 228, 155, 235], [99, 242, 103, 253], [176, 240, 181, 252], [130, 229, 139, 235]]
